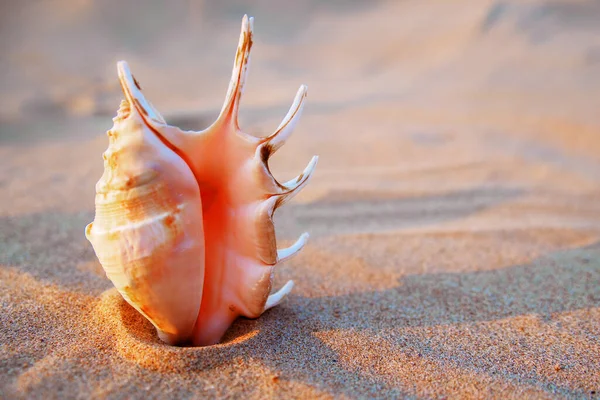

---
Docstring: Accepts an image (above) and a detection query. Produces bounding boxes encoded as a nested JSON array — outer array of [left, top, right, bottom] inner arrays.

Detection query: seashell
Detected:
[[85, 15, 317, 346]]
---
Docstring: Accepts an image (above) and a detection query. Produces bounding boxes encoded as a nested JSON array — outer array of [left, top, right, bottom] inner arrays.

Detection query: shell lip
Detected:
[[117, 61, 166, 125]]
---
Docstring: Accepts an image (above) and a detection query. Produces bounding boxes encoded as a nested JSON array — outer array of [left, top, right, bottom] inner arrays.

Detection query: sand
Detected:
[[1, 0, 600, 398]]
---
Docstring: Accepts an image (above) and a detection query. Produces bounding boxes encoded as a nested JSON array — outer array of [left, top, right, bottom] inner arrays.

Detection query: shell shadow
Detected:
[[102, 240, 599, 397], [101, 289, 399, 396], [95, 289, 261, 373], [242, 240, 600, 398]]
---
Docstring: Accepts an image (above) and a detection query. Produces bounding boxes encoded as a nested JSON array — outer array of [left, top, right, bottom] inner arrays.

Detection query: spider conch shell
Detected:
[[85, 15, 317, 346]]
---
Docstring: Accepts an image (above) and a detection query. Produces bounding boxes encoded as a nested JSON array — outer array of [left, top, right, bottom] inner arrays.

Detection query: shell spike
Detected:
[[270, 155, 318, 209], [262, 85, 308, 153], [117, 60, 204, 158], [277, 233, 309, 263], [282, 155, 319, 191], [264, 280, 295, 311], [217, 15, 254, 127], [117, 61, 166, 124]]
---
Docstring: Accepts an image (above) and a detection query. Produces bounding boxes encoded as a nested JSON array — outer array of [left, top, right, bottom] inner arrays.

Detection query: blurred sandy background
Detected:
[[1, 0, 600, 398]]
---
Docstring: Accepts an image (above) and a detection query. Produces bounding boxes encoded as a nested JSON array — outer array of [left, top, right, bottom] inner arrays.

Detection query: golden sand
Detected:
[[1, 1, 600, 398]]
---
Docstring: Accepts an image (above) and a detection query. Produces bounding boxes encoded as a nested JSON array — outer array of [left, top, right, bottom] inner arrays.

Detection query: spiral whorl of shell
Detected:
[[88, 15, 317, 346], [86, 92, 206, 345]]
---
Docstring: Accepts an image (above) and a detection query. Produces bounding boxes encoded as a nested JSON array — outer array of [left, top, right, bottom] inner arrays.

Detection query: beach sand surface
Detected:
[[1, 1, 599, 398]]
